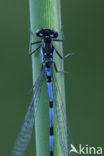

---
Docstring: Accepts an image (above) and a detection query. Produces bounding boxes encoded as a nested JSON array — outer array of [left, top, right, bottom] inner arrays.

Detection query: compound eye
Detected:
[[50, 34, 54, 38], [39, 33, 43, 37]]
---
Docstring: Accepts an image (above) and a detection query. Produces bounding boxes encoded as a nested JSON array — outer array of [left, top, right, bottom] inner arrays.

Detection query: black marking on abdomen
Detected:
[[50, 101, 53, 108], [50, 127, 53, 136], [47, 76, 51, 82], [50, 151, 53, 156]]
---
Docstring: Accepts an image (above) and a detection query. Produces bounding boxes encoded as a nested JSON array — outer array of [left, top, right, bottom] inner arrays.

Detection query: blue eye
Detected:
[[50, 34, 54, 37], [39, 33, 43, 36]]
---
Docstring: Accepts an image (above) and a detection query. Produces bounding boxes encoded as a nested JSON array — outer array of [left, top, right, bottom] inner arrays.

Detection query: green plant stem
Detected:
[[29, 0, 67, 156]]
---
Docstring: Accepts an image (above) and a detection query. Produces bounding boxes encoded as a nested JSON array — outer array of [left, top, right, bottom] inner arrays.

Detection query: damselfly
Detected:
[[11, 28, 76, 156]]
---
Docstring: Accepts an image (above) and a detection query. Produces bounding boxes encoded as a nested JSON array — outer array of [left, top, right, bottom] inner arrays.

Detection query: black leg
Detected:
[[52, 39, 64, 42], [55, 48, 63, 59], [54, 62, 58, 72], [54, 63, 68, 74], [31, 41, 42, 45], [29, 30, 42, 55], [55, 48, 74, 60], [29, 45, 42, 55]]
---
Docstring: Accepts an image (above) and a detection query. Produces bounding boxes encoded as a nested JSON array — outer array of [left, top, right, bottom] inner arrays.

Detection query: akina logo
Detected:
[[69, 144, 103, 155]]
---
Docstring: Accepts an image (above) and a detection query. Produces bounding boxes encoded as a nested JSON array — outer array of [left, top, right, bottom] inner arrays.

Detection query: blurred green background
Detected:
[[0, 0, 104, 155]]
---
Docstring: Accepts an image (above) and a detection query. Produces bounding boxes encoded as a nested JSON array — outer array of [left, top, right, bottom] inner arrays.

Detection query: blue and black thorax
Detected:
[[41, 38, 55, 68]]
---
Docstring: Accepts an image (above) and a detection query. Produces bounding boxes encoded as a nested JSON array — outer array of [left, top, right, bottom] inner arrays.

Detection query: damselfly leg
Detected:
[[29, 31, 42, 55], [54, 62, 68, 74], [55, 47, 74, 60]]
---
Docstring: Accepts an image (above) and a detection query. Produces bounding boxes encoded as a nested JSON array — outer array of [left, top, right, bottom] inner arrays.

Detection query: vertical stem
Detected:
[[29, 0, 67, 156]]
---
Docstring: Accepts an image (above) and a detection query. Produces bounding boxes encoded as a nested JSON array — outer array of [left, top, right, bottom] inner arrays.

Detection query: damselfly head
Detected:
[[36, 29, 58, 39]]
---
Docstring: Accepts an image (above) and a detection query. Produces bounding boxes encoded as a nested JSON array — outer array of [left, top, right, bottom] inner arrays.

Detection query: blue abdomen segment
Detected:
[[45, 67, 53, 156], [48, 82, 53, 102], [50, 108, 53, 128], [50, 136, 53, 152]]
